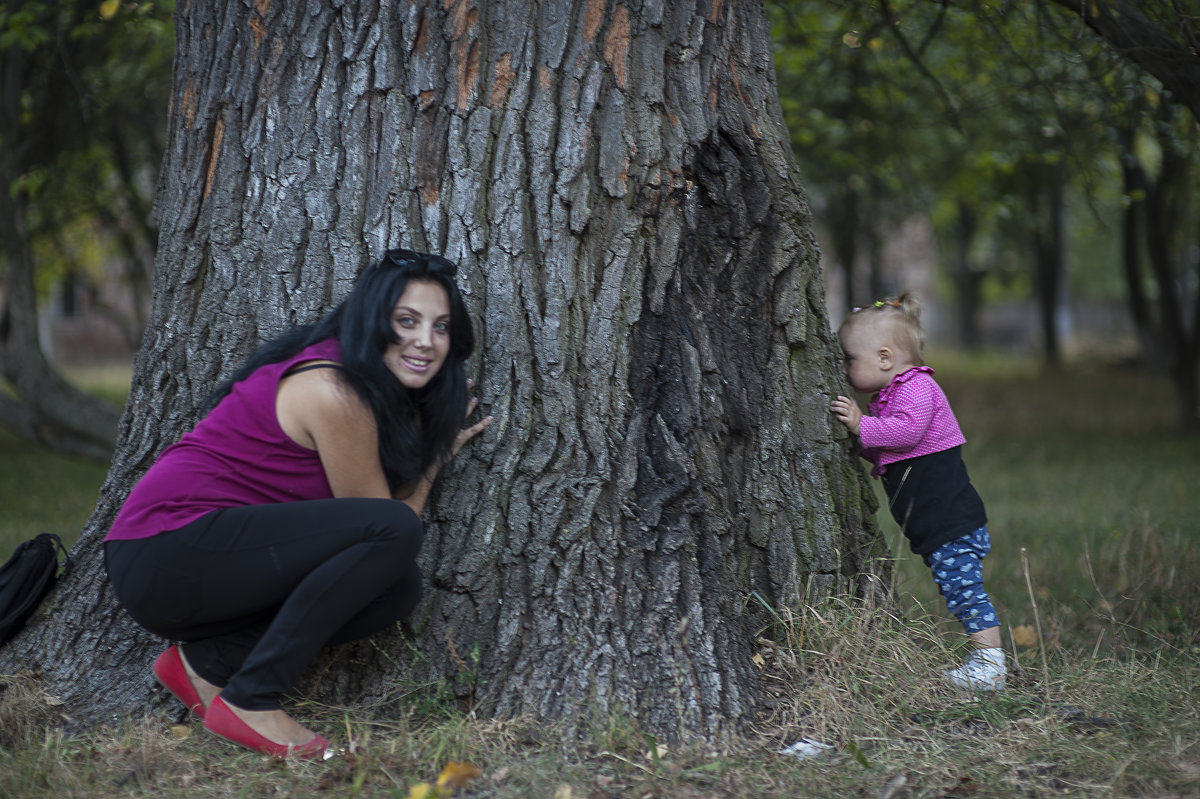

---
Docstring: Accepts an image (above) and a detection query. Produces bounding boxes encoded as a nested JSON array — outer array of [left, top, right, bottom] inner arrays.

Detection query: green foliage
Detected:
[[767, 0, 1196, 312], [0, 4, 53, 51], [1, 0, 173, 312]]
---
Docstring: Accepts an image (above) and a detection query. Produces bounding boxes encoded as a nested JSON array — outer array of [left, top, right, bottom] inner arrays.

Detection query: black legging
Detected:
[[105, 498, 423, 710]]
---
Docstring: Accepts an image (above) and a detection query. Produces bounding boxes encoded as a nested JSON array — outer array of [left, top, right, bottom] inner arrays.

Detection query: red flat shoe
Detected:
[[203, 696, 330, 760], [153, 646, 207, 720]]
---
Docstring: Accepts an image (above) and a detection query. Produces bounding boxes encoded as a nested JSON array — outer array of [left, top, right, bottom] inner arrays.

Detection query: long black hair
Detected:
[[207, 249, 475, 492]]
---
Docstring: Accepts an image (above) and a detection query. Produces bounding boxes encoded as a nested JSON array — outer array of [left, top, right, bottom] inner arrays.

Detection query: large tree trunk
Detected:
[[1, 0, 882, 742]]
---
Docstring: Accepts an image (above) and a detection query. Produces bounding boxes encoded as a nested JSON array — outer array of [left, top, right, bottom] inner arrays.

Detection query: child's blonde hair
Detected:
[[839, 293, 925, 366]]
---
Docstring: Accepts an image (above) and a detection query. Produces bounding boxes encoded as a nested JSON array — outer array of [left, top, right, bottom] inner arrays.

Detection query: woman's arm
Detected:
[[392, 395, 492, 515], [278, 368, 492, 516], [276, 367, 393, 500]]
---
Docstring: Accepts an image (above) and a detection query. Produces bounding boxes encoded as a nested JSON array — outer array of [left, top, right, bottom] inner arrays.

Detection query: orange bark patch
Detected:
[[420, 89, 436, 110], [709, 0, 724, 23], [458, 40, 480, 112], [728, 51, 748, 105], [450, 1, 480, 112], [538, 65, 552, 91], [449, 0, 477, 38], [583, 0, 604, 42], [490, 52, 515, 108], [421, 182, 440, 206], [415, 8, 429, 55], [180, 78, 197, 127], [603, 4, 630, 90], [250, 0, 270, 50], [202, 116, 224, 204]]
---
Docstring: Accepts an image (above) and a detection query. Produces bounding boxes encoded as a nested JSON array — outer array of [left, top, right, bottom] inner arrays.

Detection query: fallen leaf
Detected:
[[436, 762, 482, 792], [169, 725, 191, 740], [751, 653, 766, 669], [1012, 624, 1038, 648], [554, 784, 574, 799], [406, 783, 435, 799]]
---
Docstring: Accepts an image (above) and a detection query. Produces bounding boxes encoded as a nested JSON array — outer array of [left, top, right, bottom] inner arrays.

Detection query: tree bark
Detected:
[[1, 0, 883, 742]]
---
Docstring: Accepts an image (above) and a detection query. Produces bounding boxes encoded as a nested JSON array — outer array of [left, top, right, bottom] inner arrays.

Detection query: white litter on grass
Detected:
[[778, 738, 835, 759]]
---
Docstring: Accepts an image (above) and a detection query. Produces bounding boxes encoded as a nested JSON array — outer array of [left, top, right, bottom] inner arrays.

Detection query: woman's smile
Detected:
[[384, 280, 451, 389]]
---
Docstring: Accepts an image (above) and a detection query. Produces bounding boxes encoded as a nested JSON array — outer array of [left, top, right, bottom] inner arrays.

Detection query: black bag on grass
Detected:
[[0, 533, 70, 647]]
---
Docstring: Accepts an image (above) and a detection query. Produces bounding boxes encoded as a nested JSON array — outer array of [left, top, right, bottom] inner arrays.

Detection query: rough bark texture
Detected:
[[1, 0, 883, 742]]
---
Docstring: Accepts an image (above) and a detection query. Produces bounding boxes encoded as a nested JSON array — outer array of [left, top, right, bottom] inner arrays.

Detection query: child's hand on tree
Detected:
[[830, 395, 862, 436]]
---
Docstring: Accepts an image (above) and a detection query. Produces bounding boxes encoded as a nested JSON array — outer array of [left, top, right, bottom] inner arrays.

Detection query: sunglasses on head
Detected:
[[382, 249, 457, 277]]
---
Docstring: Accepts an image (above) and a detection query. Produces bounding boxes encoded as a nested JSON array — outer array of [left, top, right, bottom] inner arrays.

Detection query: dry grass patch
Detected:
[[4, 599, 1196, 798]]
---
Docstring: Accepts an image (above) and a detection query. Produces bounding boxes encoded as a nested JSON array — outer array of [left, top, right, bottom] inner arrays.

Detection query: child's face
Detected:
[[839, 323, 894, 394]]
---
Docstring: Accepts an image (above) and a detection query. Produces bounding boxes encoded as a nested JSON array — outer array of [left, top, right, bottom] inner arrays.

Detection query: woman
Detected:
[[105, 249, 492, 758]]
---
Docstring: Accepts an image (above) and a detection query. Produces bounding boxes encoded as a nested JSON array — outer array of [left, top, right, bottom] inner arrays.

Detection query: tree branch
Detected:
[[878, 0, 962, 130], [1047, 0, 1200, 124]]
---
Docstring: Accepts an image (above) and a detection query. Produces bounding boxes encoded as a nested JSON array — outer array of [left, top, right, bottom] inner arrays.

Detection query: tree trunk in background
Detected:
[[951, 202, 983, 352], [1029, 161, 1067, 367], [1116, 132, 1159, 369], [0, 211, 121, 460], [827, 187, 861, 308], [1, 0, 883, 742], [1142, 132, 1199, 431], [0, 18, 121, 460], [1116, 107, 1199, 430]]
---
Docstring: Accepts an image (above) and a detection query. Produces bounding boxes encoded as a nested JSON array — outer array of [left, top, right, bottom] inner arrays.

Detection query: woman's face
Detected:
[[383, 279, 451, 389]]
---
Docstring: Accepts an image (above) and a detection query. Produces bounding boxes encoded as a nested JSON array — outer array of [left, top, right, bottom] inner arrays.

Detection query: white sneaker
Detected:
[[944, 649, 1006, 691]]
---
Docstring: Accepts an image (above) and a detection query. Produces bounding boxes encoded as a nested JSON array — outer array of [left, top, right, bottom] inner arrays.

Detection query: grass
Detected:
[[0, 362, 129, 551], [0, 427, 109, 547], [2, 353, 1198, 798]]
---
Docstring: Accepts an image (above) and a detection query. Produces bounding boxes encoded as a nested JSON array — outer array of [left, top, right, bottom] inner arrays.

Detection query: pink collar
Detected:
[[875, 365, 935, 405]]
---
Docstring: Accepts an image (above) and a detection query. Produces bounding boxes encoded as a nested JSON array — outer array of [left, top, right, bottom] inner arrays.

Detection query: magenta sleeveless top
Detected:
[[105, 339, 342, 541]]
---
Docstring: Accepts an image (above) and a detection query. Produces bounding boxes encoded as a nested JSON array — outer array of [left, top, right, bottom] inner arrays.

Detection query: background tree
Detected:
[[770, 0, 1198, 421], [979, 0, 1199, 424], [770, 2, 933, 308], [1046, 0, 1200, 124], [1, 0, 884, 742], [0, 0, 171, 457]]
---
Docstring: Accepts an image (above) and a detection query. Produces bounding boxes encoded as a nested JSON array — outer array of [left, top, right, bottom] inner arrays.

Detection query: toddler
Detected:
[[829, 294, 1005, 691]]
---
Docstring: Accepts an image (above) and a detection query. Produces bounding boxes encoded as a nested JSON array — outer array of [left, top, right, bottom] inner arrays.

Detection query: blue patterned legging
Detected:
[[922, 526, 999, 634]]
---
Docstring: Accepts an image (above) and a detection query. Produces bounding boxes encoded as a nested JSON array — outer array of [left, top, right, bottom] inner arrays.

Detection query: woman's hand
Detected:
[[451, 394, 493, 457], [399, 384, 492, 515], [830, 395, 862, 436]]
